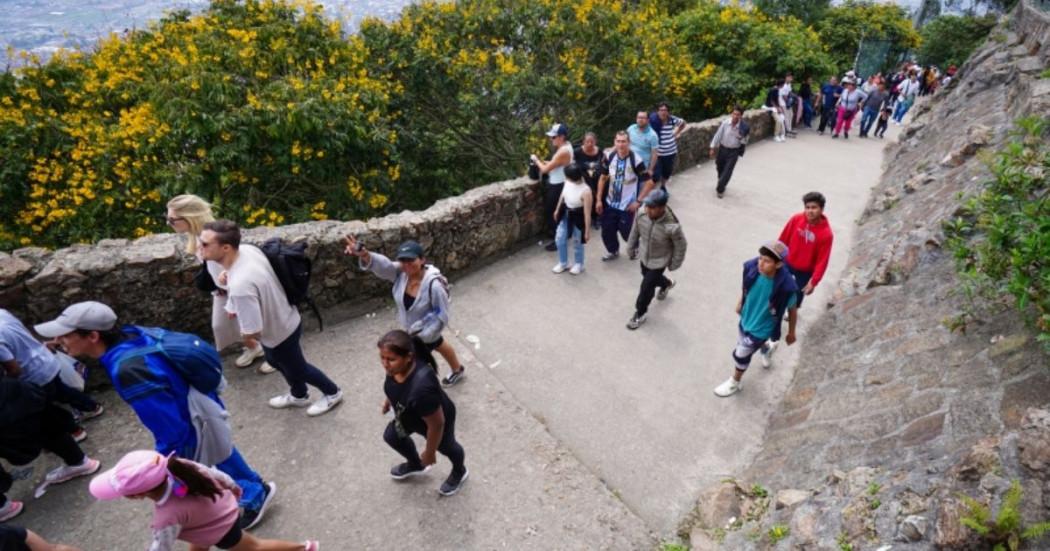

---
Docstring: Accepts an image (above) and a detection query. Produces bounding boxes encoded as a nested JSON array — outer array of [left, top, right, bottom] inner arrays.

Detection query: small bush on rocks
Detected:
[[959, 480, 1050, 550]]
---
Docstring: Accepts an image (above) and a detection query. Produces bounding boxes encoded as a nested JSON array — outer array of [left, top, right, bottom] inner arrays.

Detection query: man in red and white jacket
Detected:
[[777, 191, 834, 307]]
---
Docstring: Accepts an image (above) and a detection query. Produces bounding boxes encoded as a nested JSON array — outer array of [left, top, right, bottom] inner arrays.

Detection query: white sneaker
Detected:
[[552, 263, 568, 274], [0, 500, 23, 522], [601, 251, 619, 261], [268, 393, 310, 409], [307, 391, 343, 417], [257, 361, 276, 374], [759, 341, 777, 368], [569, 263, 584, 275], [46, 458, 101, 484], [714, 377, 741, 397], [235, 345, 265, 368]]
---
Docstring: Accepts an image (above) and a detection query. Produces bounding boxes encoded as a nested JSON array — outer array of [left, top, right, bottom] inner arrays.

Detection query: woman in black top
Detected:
[[379, 330, 468, 496], [573, 132, 603, 228]]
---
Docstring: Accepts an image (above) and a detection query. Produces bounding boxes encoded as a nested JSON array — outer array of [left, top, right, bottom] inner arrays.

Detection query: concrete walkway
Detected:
[[5, 124, 895, 549], [450, 124, 897, 534]]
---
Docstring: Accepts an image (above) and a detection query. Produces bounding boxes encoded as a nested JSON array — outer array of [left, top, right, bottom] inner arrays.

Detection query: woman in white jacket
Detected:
[[344, 237, 465, 386]]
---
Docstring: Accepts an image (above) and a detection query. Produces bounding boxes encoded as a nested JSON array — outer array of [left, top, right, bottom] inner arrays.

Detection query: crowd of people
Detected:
[[0, 60, 934, 549]]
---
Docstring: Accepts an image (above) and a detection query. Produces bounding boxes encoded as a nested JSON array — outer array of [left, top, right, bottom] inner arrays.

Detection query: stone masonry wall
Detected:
[[686, 2, 1050, 549], [0, 110, 772, 336]]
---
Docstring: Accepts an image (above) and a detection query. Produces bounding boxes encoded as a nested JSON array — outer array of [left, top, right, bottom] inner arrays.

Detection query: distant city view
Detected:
[[0, 0, 415, 66]]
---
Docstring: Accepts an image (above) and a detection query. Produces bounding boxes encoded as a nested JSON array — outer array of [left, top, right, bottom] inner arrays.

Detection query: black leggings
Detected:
[[635, 263, 671, 316], [383, 408, 466, 474]]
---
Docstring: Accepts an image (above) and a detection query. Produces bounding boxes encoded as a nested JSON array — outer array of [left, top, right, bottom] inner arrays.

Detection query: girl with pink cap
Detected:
[[90, 450, 318, 551]]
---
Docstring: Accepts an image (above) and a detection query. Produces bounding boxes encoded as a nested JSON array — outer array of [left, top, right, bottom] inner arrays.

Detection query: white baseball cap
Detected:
[[34, 301, 118, 338]]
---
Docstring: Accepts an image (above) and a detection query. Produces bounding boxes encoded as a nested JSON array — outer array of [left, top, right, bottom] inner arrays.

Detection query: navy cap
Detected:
[[395, 240, 424, 260], [545, 123, 569, 138]]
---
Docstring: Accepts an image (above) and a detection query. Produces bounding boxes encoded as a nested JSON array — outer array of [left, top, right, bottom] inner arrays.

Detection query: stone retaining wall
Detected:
[[0, 110, 772, 336], [687, 2, 1050, 549]]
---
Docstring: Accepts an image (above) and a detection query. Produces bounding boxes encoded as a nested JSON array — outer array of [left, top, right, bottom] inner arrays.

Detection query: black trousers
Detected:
[[1, 405, 85, 506], [818, 106, 835, 133], [635, 263, 671, 316], [383, 406, 466, 474], [715, 147, 742, 193], [543, 183, 564, 238], [43, 375, 98, 412]]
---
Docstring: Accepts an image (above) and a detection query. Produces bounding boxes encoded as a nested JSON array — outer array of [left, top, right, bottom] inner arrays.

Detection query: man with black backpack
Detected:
[[34, 301, 276, 529], [200, 220, 342, 418], [596, 131, 654, 262]]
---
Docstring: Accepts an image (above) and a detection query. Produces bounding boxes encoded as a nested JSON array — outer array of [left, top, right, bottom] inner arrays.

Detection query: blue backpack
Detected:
[[121, 326, 224, 394]]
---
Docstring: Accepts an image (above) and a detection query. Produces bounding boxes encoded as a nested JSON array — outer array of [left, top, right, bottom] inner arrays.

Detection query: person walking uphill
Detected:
[[596, 131, 654, 262], [90, 450, 319, 551], [777, 192, 834, 309], [531, 123, 574, 252], [34, 301, 277, 530], [200, 220, 343, 417], [345, 237, 466, 386], [166, 194, 271, 373], [377, 330, 469, 497], [713, 242, 798, 398], [551, 163, 593, 275], [0, 377, 100, 523], [709, 105, 750, 198], [625, 189, 687, 330]]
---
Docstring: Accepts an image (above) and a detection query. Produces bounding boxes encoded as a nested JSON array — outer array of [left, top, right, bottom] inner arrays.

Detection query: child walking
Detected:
[[90, 450, 318, 551], [874, 106, 891, 138]]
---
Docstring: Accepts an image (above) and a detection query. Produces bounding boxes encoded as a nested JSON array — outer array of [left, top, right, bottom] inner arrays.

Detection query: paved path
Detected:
[[5, 124, 896, 549], [451, 124, 898, 534]]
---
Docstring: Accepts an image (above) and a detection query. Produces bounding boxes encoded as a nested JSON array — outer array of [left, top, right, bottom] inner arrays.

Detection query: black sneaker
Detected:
[[77, 404, 105, 422], [442, 367, 465, 387], [626, 313, 647, 330], [239, 481, 277, 530], [390, 462, 429, 480], [544, 241, 558, 251], [657, 279, 676, 301], [439, 469, 469, 496]]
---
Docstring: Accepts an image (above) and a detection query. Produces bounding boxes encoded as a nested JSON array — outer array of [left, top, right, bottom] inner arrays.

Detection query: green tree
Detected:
[[674, 1, 834, 113], [918, 14, 998, 68], [753, 0, 831, 26], [816, 0, 921, 73]]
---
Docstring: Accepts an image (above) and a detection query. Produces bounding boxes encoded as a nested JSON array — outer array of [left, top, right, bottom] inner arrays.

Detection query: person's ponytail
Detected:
[[411, 336, 439, 374], [167, 456, 223, 502]]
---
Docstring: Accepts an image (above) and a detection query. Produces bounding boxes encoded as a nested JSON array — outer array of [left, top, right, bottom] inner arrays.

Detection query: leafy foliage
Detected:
[[767, 524, 790, 544], [918, 14, 998, 68], [752, 0, 831, 25], [816, 0, 921, 74], [674, 1, 833, 112], [959, 480, 1050, 550], [943, 117, 1050, 351]]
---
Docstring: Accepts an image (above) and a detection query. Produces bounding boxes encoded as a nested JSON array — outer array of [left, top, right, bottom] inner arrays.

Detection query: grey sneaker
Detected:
[[442, 367, 466, 387], [390, 463, 430, 480], [626, 313, 647, 330], [657, 278, 676, 300], [439, 469, 469, 497], [601, 251, 619, 261]]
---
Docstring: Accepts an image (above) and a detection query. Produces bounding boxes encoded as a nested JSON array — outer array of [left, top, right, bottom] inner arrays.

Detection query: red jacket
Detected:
[[778, 213, 834, 287]]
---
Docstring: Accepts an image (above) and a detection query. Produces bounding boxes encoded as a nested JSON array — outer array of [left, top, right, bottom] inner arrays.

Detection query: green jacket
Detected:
[[627, 206, 687, 271]]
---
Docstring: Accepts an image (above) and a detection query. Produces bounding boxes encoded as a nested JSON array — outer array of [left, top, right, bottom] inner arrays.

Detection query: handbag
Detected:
[[194, 262, 218, 293]]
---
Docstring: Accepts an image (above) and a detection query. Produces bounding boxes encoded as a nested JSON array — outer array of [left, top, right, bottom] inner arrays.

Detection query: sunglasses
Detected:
[[165, 216, 186, 225]]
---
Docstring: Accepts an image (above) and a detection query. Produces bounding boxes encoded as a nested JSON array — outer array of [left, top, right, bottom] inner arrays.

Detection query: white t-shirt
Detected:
[[225, 245, 300, 348], [561, 180, 588, 209]]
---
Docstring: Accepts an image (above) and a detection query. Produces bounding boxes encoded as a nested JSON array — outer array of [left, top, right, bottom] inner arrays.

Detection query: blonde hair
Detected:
[[167, 194, 215, 255]]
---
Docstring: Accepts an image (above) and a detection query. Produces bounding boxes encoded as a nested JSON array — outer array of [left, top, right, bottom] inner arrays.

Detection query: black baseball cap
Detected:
[[395, 240, 424, 260]]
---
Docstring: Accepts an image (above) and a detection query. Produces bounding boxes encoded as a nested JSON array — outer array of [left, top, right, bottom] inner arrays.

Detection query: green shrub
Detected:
[[943, 117, 1050, 351], [959, 480, 1050, 550], [917, 14, 998, 68], [767, 524, 790, 544], [816, 0, 921, 74]]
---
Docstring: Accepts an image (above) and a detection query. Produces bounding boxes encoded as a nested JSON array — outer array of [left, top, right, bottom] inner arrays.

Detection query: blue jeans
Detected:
[[802, 99, 814, 127], [893, 98, 913, 123], [263, 323, 340, 399], [600, 207, 634, 254], [555, 217, 584, 267], [859, 106, 879, 135], [216, 447, 266, 511]]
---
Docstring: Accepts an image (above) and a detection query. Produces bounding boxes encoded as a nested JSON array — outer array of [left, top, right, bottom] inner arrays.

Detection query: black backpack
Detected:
[[259, 238, 324, 331]]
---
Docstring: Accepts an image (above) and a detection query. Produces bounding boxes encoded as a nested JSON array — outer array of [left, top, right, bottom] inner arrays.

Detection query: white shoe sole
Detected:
[[235, 347, 265, 368], [390, 465, 431, 481], [47, 459, 101, 484], [307, 394, 343, 417], [439, 469, 470, 496], [269, 397, 310, 409]]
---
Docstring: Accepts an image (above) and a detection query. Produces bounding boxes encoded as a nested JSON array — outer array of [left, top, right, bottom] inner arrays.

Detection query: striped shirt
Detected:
[[654, 115, 684, 156]]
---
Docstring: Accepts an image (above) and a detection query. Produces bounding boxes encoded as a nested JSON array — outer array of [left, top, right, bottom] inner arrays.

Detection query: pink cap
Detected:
[[89, 450, 169, 501]]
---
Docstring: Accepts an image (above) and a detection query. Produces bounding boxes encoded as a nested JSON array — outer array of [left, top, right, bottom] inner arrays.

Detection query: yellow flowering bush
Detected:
[[1, 0, 397, 249]]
